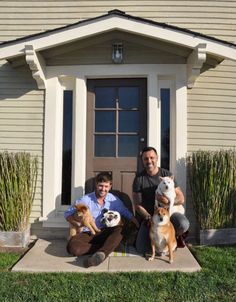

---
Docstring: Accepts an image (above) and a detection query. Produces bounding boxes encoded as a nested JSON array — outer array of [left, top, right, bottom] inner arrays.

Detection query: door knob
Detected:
[[140, 137, 145, 142]]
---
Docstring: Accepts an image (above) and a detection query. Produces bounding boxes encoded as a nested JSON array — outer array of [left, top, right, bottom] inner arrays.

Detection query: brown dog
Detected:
[[148, 207, 177, 263], [69, 204, 100, 238]]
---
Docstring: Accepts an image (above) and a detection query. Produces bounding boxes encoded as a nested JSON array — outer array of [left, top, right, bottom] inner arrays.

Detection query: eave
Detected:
[[0, 9, 235, 89]]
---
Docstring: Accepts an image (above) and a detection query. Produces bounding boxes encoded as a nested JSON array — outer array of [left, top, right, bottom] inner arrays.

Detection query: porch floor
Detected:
[[12, 239, 201, 273]]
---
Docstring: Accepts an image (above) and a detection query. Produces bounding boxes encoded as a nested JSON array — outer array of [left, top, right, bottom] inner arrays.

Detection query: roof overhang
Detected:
[[1, 9, 236, 89]]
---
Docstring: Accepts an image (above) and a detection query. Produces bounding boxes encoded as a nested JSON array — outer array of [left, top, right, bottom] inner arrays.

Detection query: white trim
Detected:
[[1, 15, 236, 61], [41, 64, 187, 227], [175, 71, 187, 193], [72, 77, 87, 202], [41, 77, 64, 224], [25, 45, 46, 89], [187, 43, 207, 88]]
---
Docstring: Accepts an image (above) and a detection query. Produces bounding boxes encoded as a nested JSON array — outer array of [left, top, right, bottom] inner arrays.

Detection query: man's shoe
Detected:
[[176, 231, 189, 248], [176, 235, 186, 248], [83, 252, 106, 268]]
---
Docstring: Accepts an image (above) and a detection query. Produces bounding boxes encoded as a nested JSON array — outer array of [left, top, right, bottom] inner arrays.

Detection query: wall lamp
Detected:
[[112, 42, 123, 64]]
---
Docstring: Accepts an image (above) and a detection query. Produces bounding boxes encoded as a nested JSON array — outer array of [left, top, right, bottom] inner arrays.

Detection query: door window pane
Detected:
[[95, 87, 116, 108], [160, 88, 170, 170], [119, 111, 139, 132], [95, 111, 116, 132], [95, 135, 116, 157], [118, 135, 139, 157], [119, 87, 139, 109]]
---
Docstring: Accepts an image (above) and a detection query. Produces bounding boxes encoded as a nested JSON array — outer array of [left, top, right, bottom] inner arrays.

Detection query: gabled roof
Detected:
[[0, 9, 236, 61]]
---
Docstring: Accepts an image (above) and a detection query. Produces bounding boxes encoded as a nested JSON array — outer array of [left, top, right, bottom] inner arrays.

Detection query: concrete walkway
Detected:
[[12, 239, 201, 273]]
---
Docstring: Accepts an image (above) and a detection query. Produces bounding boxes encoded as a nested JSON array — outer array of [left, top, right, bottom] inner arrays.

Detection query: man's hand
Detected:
[[155, 193, 169, 207], [66, 215, 83, 228]]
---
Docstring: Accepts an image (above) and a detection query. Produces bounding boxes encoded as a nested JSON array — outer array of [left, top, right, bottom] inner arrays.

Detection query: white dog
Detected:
[[100, 209, 122, 227], [155, 176, 185, 216]]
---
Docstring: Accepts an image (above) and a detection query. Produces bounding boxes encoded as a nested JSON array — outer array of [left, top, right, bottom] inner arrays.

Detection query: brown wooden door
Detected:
[[86, 78, 147, 199]]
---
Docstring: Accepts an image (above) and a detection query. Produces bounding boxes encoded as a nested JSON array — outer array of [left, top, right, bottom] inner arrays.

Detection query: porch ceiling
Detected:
[[40, 30, 192, 60]]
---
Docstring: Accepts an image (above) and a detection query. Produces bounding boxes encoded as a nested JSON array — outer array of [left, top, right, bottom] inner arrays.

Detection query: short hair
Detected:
[[95, 171, 112, 184], [141, 146, 157, 157]]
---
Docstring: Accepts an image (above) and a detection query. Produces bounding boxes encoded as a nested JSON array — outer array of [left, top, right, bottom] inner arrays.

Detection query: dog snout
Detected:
[[107, 215, 114, 221]]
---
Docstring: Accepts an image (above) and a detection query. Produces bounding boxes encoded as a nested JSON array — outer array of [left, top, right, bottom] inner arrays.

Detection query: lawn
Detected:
[[0, 245, 235, 302]]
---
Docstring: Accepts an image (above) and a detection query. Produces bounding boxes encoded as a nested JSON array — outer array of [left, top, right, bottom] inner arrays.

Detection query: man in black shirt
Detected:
[[132, 146, 189, 254]]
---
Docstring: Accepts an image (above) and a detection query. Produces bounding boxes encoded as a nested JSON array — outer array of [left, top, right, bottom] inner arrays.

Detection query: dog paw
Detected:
[[148, 257, 154, 261], [169, 259, 173, 264]]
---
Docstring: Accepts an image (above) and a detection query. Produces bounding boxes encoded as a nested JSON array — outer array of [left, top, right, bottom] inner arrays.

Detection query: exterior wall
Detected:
[[0, 1, 235, 232], [188, 59, 236, 151], [0, 60, 44, 222], [0, 1, 236, 42]]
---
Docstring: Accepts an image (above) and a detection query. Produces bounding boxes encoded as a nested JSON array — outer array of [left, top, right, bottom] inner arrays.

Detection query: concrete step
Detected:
[[12, 239, 201, 273]]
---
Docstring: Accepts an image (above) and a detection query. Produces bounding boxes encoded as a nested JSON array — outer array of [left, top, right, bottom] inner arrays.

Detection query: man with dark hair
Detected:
[[133, 147, 189, 254], [65, 172, 139, 268]]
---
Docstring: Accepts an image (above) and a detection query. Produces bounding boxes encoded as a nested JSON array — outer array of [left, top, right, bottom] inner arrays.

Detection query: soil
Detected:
[[0, 241, 36, 254]]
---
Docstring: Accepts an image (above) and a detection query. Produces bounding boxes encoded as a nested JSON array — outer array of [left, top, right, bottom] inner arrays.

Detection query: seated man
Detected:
[[65, 171, 139, 268], [132, 146, 190, 254]]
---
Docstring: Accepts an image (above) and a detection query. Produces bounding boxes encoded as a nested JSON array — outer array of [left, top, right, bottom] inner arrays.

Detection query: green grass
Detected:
[[0, 246, 235, 302]]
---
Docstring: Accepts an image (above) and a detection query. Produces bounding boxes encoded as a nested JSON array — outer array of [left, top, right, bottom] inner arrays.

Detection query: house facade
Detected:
[[0, 1, 236, 239]]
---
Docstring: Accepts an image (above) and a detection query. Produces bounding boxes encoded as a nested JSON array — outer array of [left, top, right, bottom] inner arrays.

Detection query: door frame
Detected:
[[42, 64, 187, 227]]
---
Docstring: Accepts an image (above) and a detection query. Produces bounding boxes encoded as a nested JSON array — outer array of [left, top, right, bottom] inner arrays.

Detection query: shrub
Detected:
[[188, 150, 236, 229], [0, 152, 38, 231]]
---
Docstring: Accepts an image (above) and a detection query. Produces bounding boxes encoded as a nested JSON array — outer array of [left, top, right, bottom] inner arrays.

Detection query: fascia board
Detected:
[[0, 16, 236, 61]]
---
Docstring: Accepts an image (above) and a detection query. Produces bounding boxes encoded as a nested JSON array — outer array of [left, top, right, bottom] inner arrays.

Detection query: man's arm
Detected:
[[132, 192, 151, 220], [174, 187, 185, 205], [66, 214, 83, 228], [155, 187, 185, 207]]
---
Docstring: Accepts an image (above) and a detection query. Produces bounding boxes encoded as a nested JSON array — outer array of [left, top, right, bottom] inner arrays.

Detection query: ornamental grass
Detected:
[[0, 152, 38, 231], [188, 150, 236, 230]]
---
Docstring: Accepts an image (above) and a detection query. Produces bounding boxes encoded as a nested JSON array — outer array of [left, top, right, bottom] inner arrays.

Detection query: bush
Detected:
[[0, 152, 38, 231], [188, 150, 236, 229]]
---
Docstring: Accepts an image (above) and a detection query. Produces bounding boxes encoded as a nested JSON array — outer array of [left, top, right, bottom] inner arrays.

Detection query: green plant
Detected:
[[188, 150, 236, 229], [0, 152, 38, 231]]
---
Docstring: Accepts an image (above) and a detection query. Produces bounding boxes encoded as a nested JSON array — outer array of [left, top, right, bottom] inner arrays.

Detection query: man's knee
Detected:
[[171, 213, 190, 236], [67, 237, 84, 256]]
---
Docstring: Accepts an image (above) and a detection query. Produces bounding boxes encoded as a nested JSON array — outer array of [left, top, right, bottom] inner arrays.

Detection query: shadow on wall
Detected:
[[0, 61, 38, 100]]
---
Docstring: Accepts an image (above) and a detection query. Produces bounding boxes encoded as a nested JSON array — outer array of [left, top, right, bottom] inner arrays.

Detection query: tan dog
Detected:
[[69, 204, 100, 238], [148, 207, 177, 263]]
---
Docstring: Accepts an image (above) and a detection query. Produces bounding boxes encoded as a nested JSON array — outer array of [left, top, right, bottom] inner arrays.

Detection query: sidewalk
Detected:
[[12, 239, 201, 273]]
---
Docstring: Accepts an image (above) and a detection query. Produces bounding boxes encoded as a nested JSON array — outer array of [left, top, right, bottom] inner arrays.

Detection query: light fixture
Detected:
[[112, 42, 123, 64]]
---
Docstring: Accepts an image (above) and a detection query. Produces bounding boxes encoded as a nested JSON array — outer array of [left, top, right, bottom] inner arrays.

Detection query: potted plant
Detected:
[[0, 152, 38, 247], [188, 150, 236, 245]]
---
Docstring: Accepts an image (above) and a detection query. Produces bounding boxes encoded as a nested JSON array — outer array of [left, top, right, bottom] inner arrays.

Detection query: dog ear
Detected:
[[159, 176, 164, 181], [102, 208, 108, 214], [170, 175, 174, 180]]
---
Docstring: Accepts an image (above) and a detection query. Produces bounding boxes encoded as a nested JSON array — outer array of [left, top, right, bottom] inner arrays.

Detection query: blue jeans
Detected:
[[135, 213, 190, 254]]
